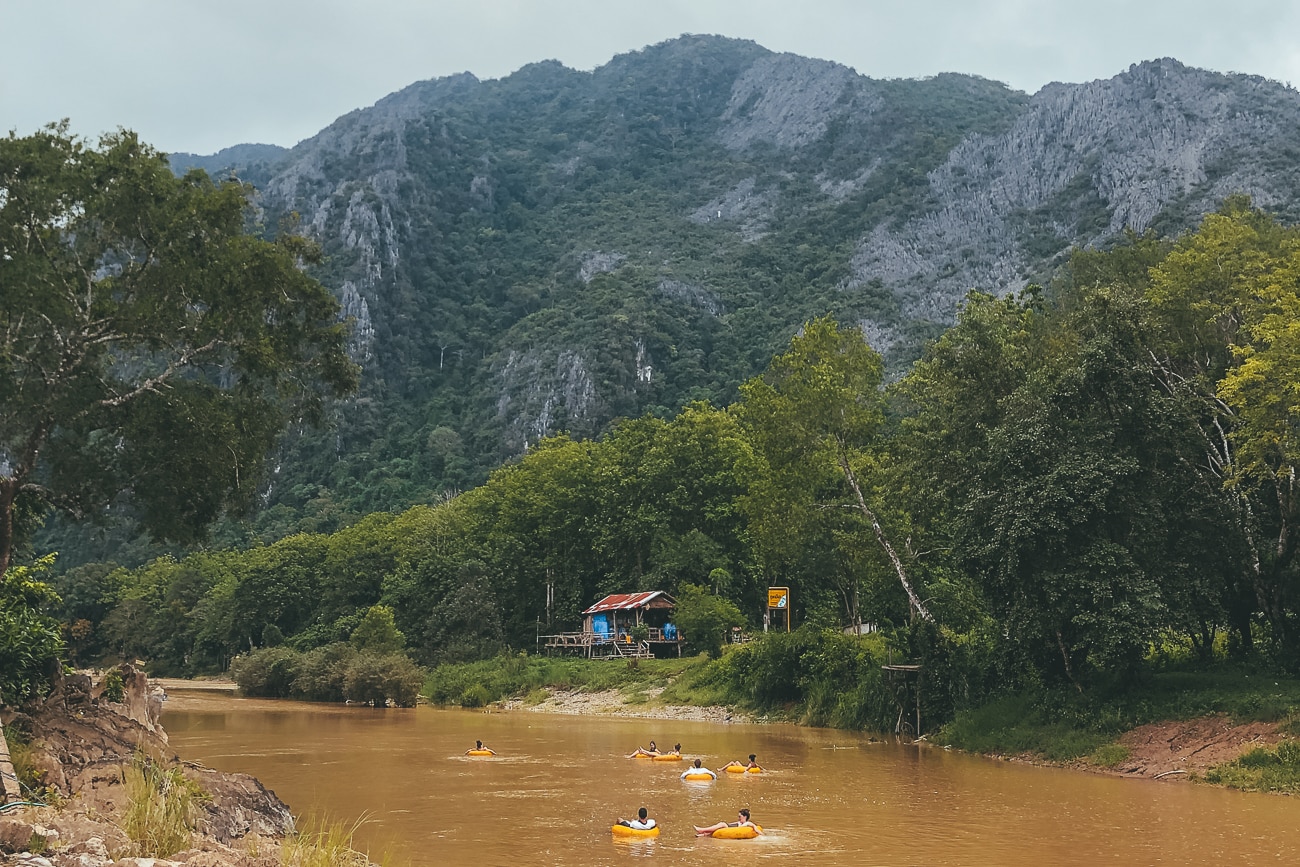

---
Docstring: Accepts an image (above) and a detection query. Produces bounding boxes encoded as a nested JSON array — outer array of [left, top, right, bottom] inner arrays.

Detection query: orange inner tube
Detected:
[[711, 824, 762, 839]]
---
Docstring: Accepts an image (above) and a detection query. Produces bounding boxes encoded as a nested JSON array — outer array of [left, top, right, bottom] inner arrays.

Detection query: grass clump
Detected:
[[1204, 739, 1300, 792], [1088, 743, 1130, 768], [121, 752, 207, 858], [280, 814, 382, 867]]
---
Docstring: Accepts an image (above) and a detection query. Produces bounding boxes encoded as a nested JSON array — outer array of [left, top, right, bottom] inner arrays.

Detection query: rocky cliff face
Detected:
[[158, 35, 1300, 534], [850, 58, 1300, 329]]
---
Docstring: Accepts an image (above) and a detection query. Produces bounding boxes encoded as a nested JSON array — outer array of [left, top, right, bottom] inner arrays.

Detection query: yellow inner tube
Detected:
[[712, 824, 762, 840], [466, 750, 494, 756], [611, 824, 659, 838], [652, 754, 683, 762], [633, 753, 655, 759], [682, 772, 715, 781], [746, 766, 763, 774], [725, 765, 762, 773]]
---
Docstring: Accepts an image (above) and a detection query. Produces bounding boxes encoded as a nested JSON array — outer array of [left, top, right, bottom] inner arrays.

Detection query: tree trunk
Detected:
[[1057, 629, 1084, 694], [836, 448, 934, 623], [0, 477, 16, 576]]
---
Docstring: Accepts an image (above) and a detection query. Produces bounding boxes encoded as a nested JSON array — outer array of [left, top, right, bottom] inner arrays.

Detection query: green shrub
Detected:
[[460, 684, 492, 708], [1237, 747, 1278, 769], [674, 584, 744, 658], [231, 646, 302, 697], [102, 667, 125, 703], [1089, 743, 1130, 768], [342, 653, 423, 707], [0, 556, 65, 705], [290, 643, 355, 702]]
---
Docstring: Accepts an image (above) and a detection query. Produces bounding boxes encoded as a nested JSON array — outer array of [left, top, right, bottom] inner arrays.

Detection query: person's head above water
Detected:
[[693, 758, 703, 768], [637, 807, 648, 821], [648, 740, 656, 750], [749, 754, 756, 762], [475, 741, 483, 749], [674, 743, 681, 752], [739, 809, 751, 822]]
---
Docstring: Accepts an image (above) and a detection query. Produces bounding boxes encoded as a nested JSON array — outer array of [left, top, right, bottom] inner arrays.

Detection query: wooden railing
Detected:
[[544, 628, 683, 648]]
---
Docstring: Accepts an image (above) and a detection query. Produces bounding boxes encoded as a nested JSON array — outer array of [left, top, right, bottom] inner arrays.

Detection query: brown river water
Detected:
[[163, 690, 1300, 866]]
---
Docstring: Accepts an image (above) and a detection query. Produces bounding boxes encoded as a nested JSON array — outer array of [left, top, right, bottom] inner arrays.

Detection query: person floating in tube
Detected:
[[695, 808, 761, 837], [718, 753, 761, 772], [627, 739, 660, 758], [617, 806, 657, 830], [681, 758, 717, 780]]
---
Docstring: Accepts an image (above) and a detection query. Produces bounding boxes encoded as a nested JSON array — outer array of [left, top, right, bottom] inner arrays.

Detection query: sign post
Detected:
[[767, 586, 791, 632]]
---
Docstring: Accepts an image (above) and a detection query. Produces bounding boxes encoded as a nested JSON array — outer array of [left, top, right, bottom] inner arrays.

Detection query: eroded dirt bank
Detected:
[[1111, 716, 1281, 779]]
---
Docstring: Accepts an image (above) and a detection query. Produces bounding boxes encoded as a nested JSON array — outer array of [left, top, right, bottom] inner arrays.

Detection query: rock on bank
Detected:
[[1, 666, 292, 867]]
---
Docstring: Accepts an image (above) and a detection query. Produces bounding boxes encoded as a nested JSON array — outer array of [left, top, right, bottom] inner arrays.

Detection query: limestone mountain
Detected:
[[50, 35, 1300, 558]]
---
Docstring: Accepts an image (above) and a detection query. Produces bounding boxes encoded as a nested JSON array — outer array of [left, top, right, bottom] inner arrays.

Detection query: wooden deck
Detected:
[[543, 629, 681, 659]]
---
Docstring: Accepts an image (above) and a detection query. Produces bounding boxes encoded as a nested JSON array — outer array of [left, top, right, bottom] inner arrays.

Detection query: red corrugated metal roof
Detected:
[[582, 591, 672, 614]]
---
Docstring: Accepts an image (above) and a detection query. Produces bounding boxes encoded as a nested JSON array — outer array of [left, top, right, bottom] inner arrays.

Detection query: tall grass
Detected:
[[1205, 740, 1300, 792], [121, 752, 206, 858], [281, 814, 385, 867]]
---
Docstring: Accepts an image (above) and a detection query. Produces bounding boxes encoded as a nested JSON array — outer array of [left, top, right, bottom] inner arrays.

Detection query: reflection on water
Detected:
[[164, 691, 1300, 866]]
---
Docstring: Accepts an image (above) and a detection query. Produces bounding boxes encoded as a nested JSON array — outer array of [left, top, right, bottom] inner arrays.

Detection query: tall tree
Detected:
[[0, 124, 358, 573], [739, 317, 933, 623], [901, 283, 1241, 685], [1146, 199, 1300, 657]]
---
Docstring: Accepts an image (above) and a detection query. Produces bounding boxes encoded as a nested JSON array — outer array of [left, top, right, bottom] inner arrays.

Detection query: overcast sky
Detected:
[[7, 0, 1300, 155]]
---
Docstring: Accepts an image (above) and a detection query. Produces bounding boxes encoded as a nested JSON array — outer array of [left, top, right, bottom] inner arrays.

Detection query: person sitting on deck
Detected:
[[627, 739, 660, 758], [718, 754, 761, 772], [681, 758, 717, 780], [617, 806, 657, 830], [465, 740, 495, 755], [695, 808, 761, 837]]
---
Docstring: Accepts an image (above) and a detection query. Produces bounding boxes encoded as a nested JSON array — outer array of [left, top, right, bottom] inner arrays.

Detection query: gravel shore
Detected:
[[498, 686, 752, 724]]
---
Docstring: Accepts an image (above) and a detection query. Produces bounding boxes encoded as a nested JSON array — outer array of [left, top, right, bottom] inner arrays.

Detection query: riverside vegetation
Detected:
[[11, 120, 1300, 799]]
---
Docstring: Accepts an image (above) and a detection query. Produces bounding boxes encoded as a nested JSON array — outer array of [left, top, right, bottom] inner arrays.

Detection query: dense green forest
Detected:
[[19, 199, 1300, 734]]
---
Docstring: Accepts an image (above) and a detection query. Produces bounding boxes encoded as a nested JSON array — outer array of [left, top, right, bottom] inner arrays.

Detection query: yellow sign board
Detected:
[[767, 587, 790, 609]]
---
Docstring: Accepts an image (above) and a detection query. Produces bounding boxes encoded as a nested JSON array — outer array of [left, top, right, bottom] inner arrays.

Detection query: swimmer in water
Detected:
[[695, 808, 761, 837]]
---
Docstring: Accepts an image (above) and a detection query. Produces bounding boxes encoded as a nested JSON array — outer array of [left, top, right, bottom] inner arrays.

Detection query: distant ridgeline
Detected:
[[46, 34, 1300, 563]]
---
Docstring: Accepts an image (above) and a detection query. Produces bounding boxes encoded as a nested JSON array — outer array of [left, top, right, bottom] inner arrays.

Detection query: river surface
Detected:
[[163, 690, 1300, 865]]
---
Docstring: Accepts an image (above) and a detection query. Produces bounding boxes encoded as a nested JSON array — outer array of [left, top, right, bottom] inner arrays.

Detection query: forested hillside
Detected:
[[45, 36, 1300, 564], [52, 201, 1300, 717]]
